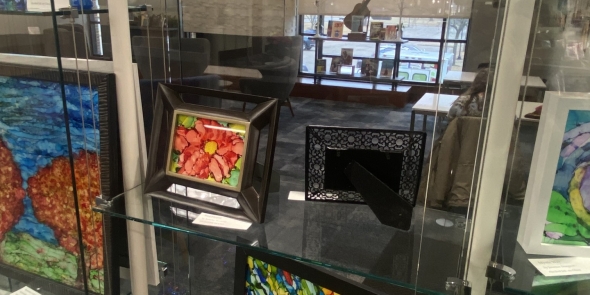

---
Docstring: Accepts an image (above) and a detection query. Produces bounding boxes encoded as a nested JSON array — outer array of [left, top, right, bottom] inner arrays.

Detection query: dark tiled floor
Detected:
[[251, 97, 436, 179], [144, 97, 440, 295]]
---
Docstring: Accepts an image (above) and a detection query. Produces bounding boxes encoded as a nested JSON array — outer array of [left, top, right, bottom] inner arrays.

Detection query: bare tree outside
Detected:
[[305, 15, 319, 31], [448, 19, 469, 61]]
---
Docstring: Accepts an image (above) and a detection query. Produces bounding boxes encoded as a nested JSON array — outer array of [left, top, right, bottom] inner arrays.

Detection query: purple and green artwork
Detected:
[[545, 110, 590, 246]]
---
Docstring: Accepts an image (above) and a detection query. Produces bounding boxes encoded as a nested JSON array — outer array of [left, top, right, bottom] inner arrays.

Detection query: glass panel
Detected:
[[378, 43, 397, 59], [444, 42, 465, 72], [446, 18, 469, 40], [398, 62, 438, 83], [302, 14, 320, 33], [322, 40, 376, 58], [96, 184, 456, 295], [400, 41, 442, 62], [400, 17, 444, 39], [492, 0, 590, 293]]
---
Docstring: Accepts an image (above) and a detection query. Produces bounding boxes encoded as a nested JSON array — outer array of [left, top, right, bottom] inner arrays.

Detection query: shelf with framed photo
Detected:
[[310, 36, 408, 89], [94, 176, 475, 295]]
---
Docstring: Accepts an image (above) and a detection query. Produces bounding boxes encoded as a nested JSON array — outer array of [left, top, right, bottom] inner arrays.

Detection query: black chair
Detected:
[[239, 36, 302, 117]]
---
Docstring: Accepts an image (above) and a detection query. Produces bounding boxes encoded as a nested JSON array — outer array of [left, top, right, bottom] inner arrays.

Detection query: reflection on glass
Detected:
[[167, 184, 241, 209], [322, 41, 375, 58], [446, 19, 469, 40], [398, 62, 437, 83]]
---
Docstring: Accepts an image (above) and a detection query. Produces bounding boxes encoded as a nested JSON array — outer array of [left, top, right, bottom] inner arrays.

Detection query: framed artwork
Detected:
[[234, 246, 388, 295], [167, 112, 249, 191], [518, 92, 590, 257], [0, 61, 122, 294], [305, 126, 426, 205], [145, 83, 279, 223]]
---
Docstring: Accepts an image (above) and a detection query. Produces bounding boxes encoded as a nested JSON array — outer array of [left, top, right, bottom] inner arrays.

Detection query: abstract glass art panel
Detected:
[[0, 76, 104, 293], [245, 255, 340, 295], [545, 110, 590, 247]]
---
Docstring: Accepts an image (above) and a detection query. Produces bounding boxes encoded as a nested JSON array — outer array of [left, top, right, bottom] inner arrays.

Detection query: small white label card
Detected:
[[27, 27, 41, 35], [11, 286, 42, 295], [529, 257, 590, 277], [26, 0, 69, 12], [192, 213, 251, 230], [288, 191, 305, 201]]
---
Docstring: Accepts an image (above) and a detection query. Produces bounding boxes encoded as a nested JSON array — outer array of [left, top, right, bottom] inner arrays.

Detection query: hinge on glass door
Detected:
[[486, 262, 516, 291], [59, 7, 79, 19], [95, 195, 112, 208], [445, 277, 471, 295]]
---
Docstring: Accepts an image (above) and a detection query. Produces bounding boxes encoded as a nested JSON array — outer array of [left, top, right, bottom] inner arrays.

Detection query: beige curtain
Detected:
[[182, 0, 288, 36], [298, 0, 472, 18]]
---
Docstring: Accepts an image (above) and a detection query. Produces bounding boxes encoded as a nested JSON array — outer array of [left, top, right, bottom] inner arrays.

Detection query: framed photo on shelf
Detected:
[[518, 92, 590, 257], [341, 48, 354, 65], [330, 57, 342, 73], [361, 59, 379, 77], [305, 126, 426, 205], [144, 84, 279, 224], [316, 59, 327, 74]]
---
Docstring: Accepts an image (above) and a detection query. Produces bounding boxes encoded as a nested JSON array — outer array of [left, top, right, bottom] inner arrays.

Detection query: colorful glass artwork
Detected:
[[245, 255, 340, 295], [544, 110, 590, 246], [0, 76, 104, 293], [169, 114, 246, 188]]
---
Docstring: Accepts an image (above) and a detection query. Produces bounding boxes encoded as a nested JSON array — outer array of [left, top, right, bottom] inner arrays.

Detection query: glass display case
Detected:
[[0, 1, 154, 294], [489, 0, 590, 294], [5, 0, 590, 294]]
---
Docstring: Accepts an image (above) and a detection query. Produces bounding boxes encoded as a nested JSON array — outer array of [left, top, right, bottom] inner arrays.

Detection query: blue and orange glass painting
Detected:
[[0, 75, 104, 293], [244, 255, 340, 295], [544, 110, 590, 246]]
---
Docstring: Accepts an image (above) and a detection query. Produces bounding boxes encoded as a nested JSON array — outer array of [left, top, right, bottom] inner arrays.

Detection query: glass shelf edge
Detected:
[[93, 205, 444, 295]]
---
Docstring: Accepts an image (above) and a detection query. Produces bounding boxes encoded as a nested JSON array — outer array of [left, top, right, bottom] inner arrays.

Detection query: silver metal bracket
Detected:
[[158, 261, 168, 277], [445, 277, 471, 295], [486, 261, 516, 284], [94, 195, 112, 208]]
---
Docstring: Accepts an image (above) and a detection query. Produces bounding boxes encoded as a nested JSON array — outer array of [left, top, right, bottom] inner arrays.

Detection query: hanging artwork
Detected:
[[0, 62, 123, 294], [518, 92, 590, 257]]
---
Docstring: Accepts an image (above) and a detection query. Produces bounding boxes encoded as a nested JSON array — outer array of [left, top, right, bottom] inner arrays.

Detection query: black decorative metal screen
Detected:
[[305, 126, 426, 205]]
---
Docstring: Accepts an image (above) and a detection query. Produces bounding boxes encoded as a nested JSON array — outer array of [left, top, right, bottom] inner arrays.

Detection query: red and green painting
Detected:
[[169, 114, 246, 188]]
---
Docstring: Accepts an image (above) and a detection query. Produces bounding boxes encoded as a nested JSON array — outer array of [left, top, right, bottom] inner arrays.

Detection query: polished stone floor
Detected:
[[244, 97, 437, 180]]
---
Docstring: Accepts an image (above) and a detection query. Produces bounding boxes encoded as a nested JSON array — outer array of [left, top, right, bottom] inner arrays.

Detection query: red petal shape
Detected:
[[209, 158, 223, 182]]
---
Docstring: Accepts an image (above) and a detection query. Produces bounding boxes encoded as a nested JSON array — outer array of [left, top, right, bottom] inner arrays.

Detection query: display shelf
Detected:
[[94, 177, 472, 295], [313, 72, 405, 83], [93, 178, 590, 294], [0, 5, 150, 16], [312, 36, 409, 88], [310, 36, 409, 44]]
